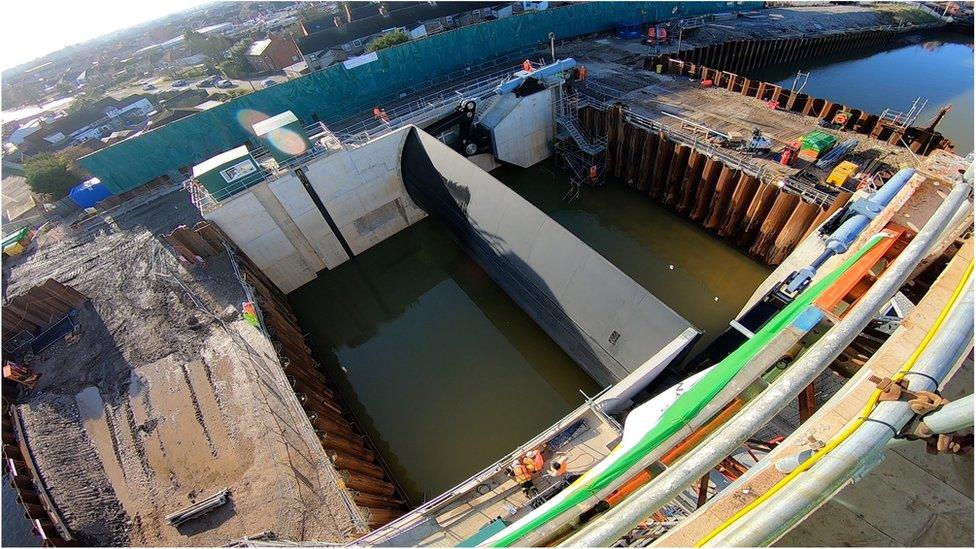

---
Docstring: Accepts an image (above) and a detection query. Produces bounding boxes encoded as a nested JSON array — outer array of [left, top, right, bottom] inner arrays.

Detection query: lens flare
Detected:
[[236, 109, 270, 135], [267, 128, 309, 156]]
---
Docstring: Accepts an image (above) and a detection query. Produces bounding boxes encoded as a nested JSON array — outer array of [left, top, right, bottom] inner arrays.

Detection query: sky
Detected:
[[0, 0, 213, 71]]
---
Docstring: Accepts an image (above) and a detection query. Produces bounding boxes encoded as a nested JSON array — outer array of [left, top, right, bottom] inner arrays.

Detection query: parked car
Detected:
[[141, 83, 156, 91], [261, 78, 277, 88], [214, 79, 235, 89], [196, 79, 212, 88], [171, 79, 188, 88]]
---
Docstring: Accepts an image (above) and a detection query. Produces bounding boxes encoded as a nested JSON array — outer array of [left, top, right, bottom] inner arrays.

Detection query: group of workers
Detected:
[[508, 448, 580, 498]]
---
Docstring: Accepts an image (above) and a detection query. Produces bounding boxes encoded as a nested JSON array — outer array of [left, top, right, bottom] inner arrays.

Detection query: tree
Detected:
[[23, 153, 82, 199], [219, 39, 252, 78], [59, 144, 98, 177], [184, 30, 228, 61], [366, 30, 409, 52]]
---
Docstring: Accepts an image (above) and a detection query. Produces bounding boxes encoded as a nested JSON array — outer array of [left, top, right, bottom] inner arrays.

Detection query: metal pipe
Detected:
[[715, 278, 973, 546], [824, 167, 915, 257], [919, 393, 975, 437], [786, 167, 916, 294], [886, 393, 975, 450], [558, 181, 972, 547]]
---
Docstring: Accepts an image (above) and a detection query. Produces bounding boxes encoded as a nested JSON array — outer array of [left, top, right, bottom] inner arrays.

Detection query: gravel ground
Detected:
[[5, 191, 360, 545]]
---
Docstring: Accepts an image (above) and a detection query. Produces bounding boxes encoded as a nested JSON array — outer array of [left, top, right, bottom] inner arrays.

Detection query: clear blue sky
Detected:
[[1, 0, 212, 70]]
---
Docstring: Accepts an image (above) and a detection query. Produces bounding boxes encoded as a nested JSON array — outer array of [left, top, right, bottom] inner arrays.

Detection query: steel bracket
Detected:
[[868, 375, 946, 414]]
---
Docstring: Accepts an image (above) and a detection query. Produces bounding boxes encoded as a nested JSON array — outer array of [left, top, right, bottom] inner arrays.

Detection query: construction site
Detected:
[[2, 2, 974, 547]]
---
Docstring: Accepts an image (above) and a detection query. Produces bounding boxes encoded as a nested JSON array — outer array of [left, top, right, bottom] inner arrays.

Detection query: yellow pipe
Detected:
[[694, 260, 974, 547]]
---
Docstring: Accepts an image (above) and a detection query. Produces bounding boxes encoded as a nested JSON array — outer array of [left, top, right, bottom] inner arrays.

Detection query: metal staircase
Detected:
[[553, 87, 608, 200]]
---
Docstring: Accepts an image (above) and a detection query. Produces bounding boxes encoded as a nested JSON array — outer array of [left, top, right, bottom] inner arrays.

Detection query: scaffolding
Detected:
[[554, 85, 609, 202]]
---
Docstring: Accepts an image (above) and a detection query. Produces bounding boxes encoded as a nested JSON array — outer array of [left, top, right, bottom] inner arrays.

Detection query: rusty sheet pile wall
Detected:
[[588, 105, 852, 266], [646, 28, 954, 155], [2, 407, 74, 545], [1, 280, 88, 341]]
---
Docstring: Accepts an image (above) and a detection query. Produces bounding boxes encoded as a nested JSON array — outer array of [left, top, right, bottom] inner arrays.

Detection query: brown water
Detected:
[[289, 160, 770, 503]]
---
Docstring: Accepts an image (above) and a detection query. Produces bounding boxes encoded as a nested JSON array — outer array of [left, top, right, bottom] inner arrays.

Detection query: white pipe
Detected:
[[919, 393, 975, 438], [558, 181, 972, 547], [886, 393, 975, 449], [714, 278, 973, 546]]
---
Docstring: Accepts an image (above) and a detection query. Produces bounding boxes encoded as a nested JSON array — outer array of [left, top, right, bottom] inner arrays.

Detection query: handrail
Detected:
[[575, 83, 836, 206], [353, 385, 615, 545]]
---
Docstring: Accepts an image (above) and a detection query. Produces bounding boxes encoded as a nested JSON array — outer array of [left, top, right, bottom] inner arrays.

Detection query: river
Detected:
[[2, 475, 42, 547], [745, 29, 974, 154]]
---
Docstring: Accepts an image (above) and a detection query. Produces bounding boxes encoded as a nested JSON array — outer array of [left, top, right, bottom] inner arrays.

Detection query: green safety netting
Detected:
[[79, 1, 759, 194]]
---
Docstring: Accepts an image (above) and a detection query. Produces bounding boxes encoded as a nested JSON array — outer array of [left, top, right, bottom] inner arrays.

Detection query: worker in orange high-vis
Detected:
[[548, 452, 584, 483], [509, 460, 538, 498], [589, 165, 598, 183], [522, 59, 533, 73], [578, 65, 587, 80], [523, 449, 545, 473]]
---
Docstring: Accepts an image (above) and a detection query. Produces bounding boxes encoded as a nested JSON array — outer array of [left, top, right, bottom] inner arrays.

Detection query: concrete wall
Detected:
[[204, 127, 426, 293], [490, 88, 555, 168], [204, 182, 322, 293], [303, 128, 426, 256]]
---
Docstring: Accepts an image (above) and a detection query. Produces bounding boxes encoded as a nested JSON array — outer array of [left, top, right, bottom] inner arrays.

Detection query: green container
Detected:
[[192, 145, 261, 200], [252, 111, 312, 164], [800, 130, 837, 153]]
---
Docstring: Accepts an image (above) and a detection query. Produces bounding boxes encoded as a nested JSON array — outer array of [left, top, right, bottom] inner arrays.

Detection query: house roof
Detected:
[[248, 39, 272, 56], [25, 94, 144, 141], [301, 2, 425, 34], [1, 175, 37, 222], [296, 1, 496, 55]]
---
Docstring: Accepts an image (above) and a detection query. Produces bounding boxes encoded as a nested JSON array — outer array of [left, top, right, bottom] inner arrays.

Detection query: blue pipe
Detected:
[[823, 167, 916, 257], [495, 58, 578, 95], [785, 167, 916, 293]]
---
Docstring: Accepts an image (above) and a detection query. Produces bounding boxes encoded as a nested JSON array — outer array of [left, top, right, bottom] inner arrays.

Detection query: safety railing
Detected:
[[187, 122, 350, 213], [332, 64, 526, 147], [879, 97, 928, 129], [574, 82, 840, 205], [353, 385, 615, 546]]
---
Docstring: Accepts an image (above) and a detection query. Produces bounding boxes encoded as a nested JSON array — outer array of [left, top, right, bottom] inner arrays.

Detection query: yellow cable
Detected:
[[695, 260, 973, 547]]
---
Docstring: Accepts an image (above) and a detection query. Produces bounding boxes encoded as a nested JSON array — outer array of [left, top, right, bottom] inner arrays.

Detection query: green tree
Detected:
[[365, 30, 409, 52], [59, 144, 98, 178], [219, 39, 252, 78], [184, 30, 228, 61], [23, 153, 82, 199]]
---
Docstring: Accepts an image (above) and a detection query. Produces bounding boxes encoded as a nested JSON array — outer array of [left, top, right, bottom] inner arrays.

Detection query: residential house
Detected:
[[245, 36, 304, 73], [522, 1, 550, 11], [296, 2, 502, 71], [19, 95, 155, 155]]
